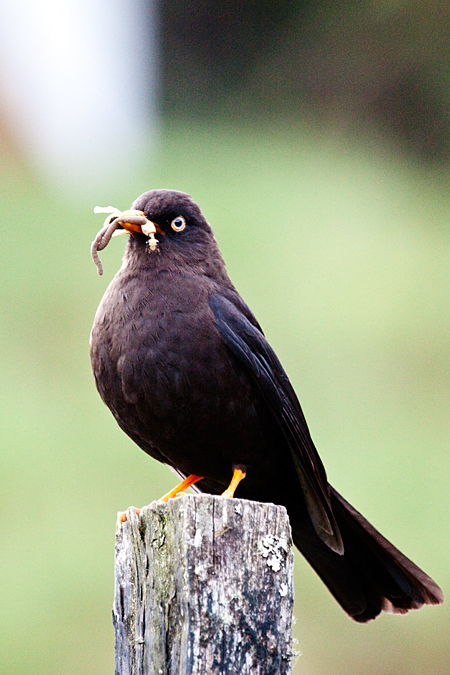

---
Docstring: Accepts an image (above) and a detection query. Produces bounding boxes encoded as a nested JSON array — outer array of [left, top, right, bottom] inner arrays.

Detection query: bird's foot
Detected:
[[160, 474, 204, 502], [117, 507, 141, 526], [221, 466, 246, 498]]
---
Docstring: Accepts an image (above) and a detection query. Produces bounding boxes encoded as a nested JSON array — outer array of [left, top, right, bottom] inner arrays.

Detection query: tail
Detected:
[[291, 485, 443, 622]]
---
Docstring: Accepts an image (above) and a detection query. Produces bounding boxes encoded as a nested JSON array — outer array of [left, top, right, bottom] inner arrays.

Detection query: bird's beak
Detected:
[[113, 210, 159, 251], [113, 210, 156, 236]]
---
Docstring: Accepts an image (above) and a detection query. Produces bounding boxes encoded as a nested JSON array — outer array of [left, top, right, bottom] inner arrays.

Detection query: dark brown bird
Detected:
[[90, 189, 443, 622]]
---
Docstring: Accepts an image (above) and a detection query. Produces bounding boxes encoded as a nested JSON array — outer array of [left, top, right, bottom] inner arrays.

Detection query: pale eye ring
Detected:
[[171, 215, 186, 232]]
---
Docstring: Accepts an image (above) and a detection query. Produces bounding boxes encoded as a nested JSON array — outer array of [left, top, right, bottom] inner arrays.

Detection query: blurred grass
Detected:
[[1, 119, 449, 674]]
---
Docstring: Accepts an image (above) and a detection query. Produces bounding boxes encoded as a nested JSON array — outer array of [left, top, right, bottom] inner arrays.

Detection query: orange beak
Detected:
[[113, 210, 157, 236]]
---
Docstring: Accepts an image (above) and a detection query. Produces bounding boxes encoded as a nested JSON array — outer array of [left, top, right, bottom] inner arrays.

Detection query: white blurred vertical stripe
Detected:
[[0, 0, 158, 192]]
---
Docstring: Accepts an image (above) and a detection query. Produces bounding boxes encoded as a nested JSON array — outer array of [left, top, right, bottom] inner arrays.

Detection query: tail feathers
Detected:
[[292, 485, 443, 622]]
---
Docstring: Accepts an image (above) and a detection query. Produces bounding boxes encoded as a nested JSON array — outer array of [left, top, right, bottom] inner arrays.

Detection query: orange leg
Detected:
[[160, 474, 204, 502], [221, 466, 246, 498]]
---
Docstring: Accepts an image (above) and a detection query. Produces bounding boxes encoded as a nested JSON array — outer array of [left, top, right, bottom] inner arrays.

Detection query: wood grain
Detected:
[[113, 495, 294, 675]]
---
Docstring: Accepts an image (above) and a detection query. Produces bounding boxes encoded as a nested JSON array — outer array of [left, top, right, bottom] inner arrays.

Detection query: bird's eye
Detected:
[[171, 216, 186, 232]]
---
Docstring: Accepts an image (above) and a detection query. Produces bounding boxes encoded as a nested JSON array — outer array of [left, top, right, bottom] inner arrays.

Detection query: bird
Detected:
[[90, 189, 443, 622]]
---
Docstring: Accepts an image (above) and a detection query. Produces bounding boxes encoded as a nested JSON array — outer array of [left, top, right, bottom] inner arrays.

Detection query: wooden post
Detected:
[[113, 494, 294, 675]]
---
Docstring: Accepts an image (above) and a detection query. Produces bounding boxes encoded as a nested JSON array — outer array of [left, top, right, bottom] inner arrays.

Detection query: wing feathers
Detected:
[[210, 292, 344, 553]]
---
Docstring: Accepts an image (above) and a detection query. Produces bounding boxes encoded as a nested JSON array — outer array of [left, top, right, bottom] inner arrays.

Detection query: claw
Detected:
[[117, 507, 141, 527]]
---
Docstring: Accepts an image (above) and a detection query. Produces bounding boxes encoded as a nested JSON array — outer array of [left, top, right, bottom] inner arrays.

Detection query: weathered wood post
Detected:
[[113, 494, 294, 675]]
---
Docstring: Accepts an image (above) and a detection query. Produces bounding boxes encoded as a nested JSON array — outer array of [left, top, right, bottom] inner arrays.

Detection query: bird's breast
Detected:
[[91, 269, 277, 481]]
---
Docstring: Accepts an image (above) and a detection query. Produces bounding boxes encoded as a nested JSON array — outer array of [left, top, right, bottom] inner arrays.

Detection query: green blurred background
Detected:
[[1, 2, 449, 674]]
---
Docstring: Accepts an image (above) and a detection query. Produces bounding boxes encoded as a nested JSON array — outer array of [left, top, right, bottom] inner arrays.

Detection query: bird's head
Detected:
[[130, 189, 211, 244], [91, 189, 225, 278]]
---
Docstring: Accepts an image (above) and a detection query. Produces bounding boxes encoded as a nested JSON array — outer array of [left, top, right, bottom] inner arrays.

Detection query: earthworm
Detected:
[[91, 216, 121, 276], [91, 209, 153, 275]]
